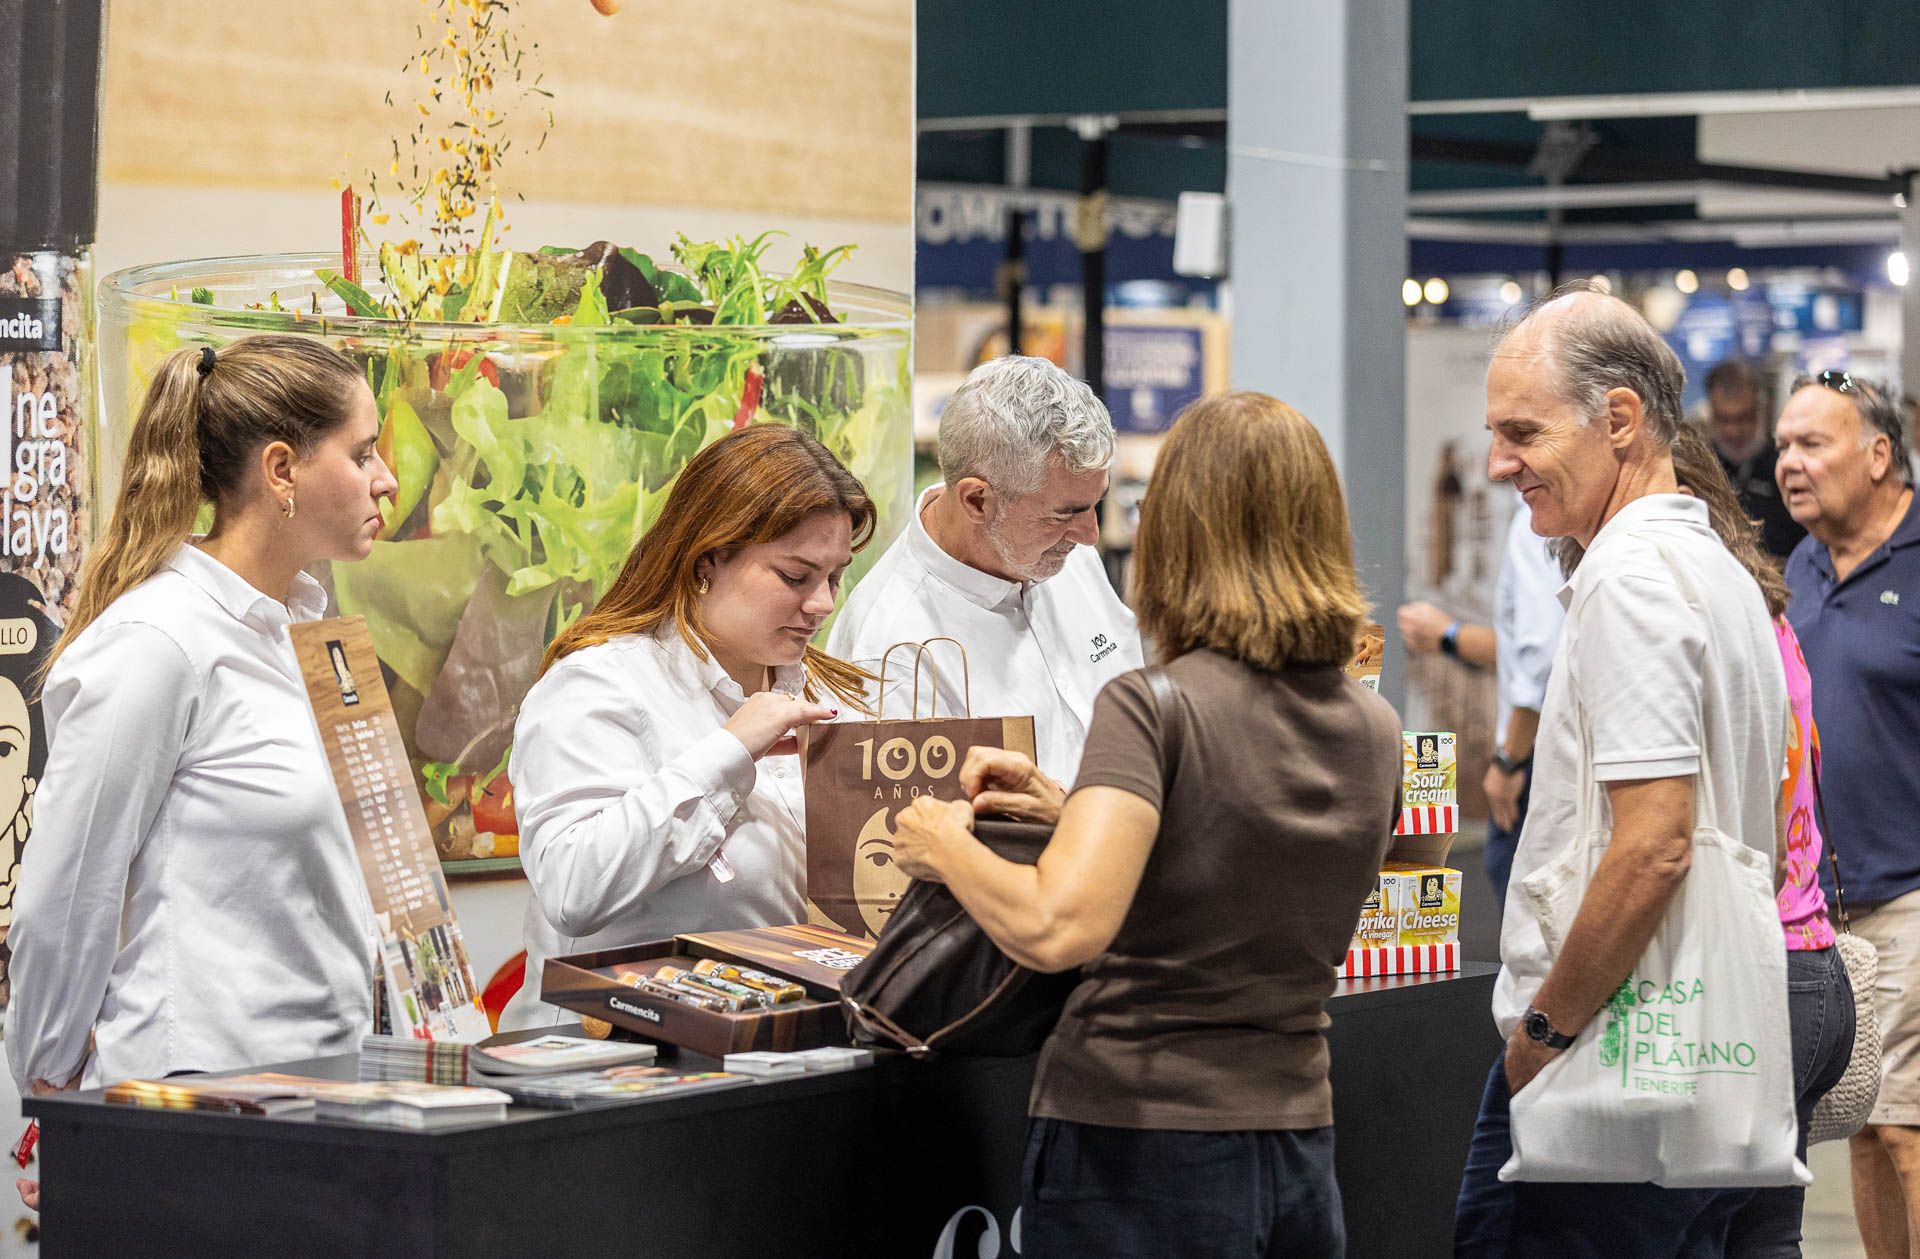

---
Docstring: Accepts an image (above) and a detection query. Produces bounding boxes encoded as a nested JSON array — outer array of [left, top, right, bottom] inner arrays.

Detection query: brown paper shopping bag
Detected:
[[802, 638, 1036, 939]]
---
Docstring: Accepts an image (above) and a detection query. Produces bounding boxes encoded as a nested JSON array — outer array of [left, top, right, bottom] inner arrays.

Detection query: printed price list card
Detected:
[[290, 618, 489, 1041]]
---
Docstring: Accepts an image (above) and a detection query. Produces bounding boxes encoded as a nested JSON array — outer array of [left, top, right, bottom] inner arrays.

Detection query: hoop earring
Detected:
[[281, 497, 297, 520], [695, 576, 710, 596]]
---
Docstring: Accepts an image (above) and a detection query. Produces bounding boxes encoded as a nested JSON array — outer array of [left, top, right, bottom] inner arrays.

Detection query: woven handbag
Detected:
[[1808, 747, 1881, 1145]]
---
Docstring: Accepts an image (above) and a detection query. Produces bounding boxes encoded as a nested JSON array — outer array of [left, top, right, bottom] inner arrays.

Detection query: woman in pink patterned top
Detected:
[[1671, 430, 1853, 1255]]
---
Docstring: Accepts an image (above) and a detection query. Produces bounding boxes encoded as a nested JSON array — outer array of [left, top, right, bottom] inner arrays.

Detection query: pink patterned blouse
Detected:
[[1776, 617, 1835, 951]]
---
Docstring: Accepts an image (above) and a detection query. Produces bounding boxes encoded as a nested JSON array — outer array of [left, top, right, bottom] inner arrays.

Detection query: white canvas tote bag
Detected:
[[1500, 547, 1806, 1189]]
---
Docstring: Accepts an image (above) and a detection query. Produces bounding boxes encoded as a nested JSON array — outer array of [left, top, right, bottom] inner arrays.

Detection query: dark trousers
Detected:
[[1022, 1116, 1344, 1259], [1724, 946, 1856, 1257], [1454, 947, 1855, 1258], [1454, 1058, 1752, 1257], [1483, 764, 1532, 914]]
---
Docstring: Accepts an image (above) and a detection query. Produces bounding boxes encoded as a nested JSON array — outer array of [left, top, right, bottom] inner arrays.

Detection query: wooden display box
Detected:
[[543, 924, 872, 1058]]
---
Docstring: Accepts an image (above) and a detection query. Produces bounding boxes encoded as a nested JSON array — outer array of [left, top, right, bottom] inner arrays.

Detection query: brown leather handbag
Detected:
[[839, 668, 1183, 1058], [838, 818, 1082, 1057]]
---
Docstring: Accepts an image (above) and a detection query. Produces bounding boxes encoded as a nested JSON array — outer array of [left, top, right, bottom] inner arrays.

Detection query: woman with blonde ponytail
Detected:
[[5, 335, 397, 1109], [500, 424, 875, 1030]]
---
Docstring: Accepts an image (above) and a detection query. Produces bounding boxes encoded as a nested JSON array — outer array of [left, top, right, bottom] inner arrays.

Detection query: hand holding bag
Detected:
[[840, 667, 1183, 1057], [1501, 544, 1806, 1189], [1808, 748, 1881, 1145]]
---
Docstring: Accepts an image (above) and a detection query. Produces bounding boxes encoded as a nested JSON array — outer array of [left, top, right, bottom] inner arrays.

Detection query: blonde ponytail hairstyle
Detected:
[[49, 334, 364, 672]]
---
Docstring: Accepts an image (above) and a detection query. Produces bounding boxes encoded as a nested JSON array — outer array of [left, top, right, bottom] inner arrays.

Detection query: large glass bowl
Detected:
[[99, 253, 913, 872]]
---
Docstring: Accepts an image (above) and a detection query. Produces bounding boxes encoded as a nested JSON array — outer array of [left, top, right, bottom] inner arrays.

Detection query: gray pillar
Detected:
[[1902, 173, 1920, 400], [1227, 0, 1409, 710]]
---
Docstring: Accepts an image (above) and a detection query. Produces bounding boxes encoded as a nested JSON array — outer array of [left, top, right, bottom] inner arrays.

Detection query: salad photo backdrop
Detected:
[[99, 246, 912, 870]]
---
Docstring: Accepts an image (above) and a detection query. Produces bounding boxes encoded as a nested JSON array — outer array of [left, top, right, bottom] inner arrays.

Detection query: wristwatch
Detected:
[[1522, 1006, 1576, 1050], [1439, 621, 1462, 659], [1492, 749, 1529, 776]]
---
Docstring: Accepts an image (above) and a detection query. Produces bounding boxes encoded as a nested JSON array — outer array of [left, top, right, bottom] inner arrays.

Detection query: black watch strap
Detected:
[[1492, 750, 1529, 776], [1523, 1006, 1575, 1050]]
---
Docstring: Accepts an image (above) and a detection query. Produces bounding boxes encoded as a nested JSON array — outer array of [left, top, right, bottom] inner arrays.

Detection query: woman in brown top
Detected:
[[893, 391, 1402, 1259]]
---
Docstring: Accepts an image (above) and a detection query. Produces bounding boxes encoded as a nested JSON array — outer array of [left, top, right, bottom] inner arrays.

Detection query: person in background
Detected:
[[1398, 494, 1564, 910], [1705, 359, 1804, 561], [1775, 370, 1920, 1259], [1667, 428, 1854, 1257], [6, 336, 398, 1202], [891, 391, 1402, 1258], [827, 355, 1142, 787], [1453, 286, 1789, 1255], [499, 425, 873, 1031]]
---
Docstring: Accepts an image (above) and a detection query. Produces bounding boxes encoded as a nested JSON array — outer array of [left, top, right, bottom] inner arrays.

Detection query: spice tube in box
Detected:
[[541, 924, 872, 1058]]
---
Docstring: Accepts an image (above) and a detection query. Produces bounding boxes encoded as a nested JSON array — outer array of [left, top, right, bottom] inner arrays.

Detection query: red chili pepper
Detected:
[[12, 1121, 37, 1170], [430, 349, 500, 392], [341, 186, 360, 285], [732, 364, 764, 430]]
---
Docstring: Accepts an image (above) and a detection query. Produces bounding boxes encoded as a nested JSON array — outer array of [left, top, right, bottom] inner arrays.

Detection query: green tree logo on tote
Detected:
[[1599, 976, 1638, 1085]]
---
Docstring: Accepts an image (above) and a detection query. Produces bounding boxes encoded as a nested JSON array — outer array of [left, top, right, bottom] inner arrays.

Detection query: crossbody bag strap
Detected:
[[1142, 664, 1184, 798], [1809, 743, 1852, 932]]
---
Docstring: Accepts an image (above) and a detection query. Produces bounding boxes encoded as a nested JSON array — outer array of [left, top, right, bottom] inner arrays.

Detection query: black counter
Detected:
[[26, 963, 1501, 1258]]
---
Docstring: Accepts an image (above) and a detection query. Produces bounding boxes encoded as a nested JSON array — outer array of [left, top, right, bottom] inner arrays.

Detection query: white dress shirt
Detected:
[[499, 627, 808, 1031], [1492, 500, 1566, 745], [825, 485, 1143, 784], [6, 545, 375, 1090], [1493, 495, 1787, 1037]]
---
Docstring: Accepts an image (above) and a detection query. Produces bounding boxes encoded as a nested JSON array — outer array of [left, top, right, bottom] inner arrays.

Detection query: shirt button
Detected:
[[772, 767, 787, 778]]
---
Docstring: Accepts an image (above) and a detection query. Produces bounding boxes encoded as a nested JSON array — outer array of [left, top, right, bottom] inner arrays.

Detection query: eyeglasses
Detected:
[[1814, 369, 1856, 395]]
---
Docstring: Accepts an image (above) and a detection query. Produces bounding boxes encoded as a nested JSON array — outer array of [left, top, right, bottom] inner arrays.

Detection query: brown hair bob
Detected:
[[1131, 391, 1371, 670], [542, 424, 877, 708]]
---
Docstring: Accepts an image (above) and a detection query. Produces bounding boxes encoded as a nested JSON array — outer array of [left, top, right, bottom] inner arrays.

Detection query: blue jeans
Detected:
[[1483, 763, 1532, 913], [1724, 946, 1856, 1257], [1022, 1117, 1343, 1258], [1455, 947, 1856, 1258]]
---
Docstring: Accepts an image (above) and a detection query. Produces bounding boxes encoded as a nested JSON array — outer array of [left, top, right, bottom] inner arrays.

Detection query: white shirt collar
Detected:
[[652, 624, 806, 708], [906, 485, 1023, 611], [1557, 493, 1708, 609], [166, 543, 328, 634]]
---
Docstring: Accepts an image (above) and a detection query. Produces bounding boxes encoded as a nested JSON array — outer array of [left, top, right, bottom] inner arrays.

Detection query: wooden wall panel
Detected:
[[100, 0, 912, 225]]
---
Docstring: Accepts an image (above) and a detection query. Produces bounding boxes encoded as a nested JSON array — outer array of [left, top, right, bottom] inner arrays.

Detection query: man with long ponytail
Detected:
[[6, 335, 397, 1204]]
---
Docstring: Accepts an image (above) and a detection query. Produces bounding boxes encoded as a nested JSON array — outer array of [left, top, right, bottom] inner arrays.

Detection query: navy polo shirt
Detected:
[[1785, 490, 1920, 906]]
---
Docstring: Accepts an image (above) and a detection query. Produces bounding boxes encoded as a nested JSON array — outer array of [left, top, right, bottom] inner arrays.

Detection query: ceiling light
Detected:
[[1727, 267, 1750, 291], [1423, 277, 1450, 304], [1674, 269, 1698, 294], [1889, 251, 1910, 287], [1499, 280, 1524, 305], [1402, 278, 1422, 307]]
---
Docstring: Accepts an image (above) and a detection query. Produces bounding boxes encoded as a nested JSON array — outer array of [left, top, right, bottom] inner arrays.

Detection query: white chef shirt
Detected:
[[1493, 499, 1566, 745], [1492, 494, 1787, 1037], [499, 627, 808, 1031], [825, 485, 1143, 784], [6, 545, 376, 1091]]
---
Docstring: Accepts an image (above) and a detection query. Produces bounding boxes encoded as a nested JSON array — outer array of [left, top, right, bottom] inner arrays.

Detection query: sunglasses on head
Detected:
[[1814, 369, 1857, 394]]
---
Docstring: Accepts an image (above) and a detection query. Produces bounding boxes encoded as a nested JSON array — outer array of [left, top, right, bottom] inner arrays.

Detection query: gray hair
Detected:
[[1790, 371, 1912, 485], [1498, 282, 1686, 444], [938, 355, 1116, 496]]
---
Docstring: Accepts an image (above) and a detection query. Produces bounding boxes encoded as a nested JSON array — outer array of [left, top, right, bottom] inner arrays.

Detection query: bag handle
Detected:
[[874, 638, 973, 721], [912, 637, 972, 720], [1143, 665, 1184, 796], [1809, 743, 1853, 933]]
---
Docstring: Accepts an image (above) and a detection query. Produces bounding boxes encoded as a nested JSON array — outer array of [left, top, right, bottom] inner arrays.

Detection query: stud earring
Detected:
[[695, 576, 710, 595], [281, 496, 296, 520]]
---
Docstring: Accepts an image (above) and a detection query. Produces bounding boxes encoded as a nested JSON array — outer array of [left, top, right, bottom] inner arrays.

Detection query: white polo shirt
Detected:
[[1492, 494, 1787, 1038], [826, 485, 1143, 784]]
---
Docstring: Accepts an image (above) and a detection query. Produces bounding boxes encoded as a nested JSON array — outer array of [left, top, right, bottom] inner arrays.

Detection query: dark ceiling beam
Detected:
[[1410, 134, 1904, 197]]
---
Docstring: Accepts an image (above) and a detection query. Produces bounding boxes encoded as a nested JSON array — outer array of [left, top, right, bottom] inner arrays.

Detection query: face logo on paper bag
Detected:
[[1419, 873, 1446, 909], [327, 639, 360, 706], [1416, 735, 1440, 770], [851, 807, 911, 937], [1089, 632, 1118, 664]]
